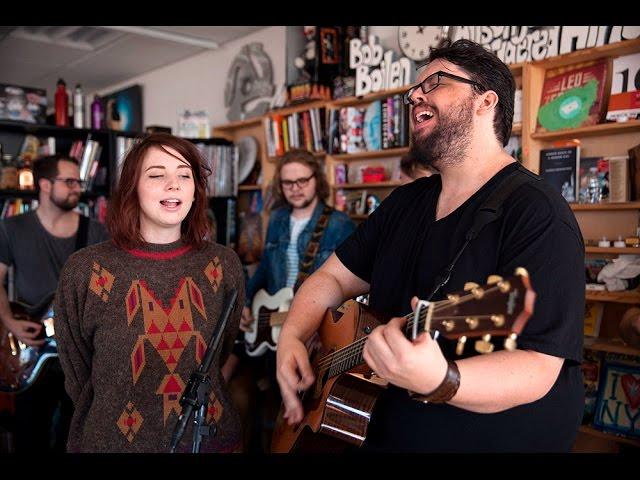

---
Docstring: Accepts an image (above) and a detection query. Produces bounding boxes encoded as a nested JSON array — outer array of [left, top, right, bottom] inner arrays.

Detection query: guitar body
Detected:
[[271, 300, 387, 453], [245, 287, 293, 357], [0, 299, 56, 394]]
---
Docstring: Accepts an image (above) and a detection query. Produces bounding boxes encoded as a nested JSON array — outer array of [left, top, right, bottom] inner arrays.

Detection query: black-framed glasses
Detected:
[[281, 173, 315, 190], [51, 177, 86, 188], [403, 71, 486, 105]]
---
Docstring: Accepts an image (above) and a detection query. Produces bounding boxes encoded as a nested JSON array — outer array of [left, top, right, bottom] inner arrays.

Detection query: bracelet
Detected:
[[409, 360, 461, 404]]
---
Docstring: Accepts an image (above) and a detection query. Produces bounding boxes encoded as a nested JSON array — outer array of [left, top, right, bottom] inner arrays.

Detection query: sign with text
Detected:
[[350, 35, 412, 96]]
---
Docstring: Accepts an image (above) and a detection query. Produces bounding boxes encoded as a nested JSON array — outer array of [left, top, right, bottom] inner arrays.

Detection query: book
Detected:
[[629, 143, 640, 201], [584, 301, 604, 337], [581, 348, 602, 425], [362, 101, 381, 151], [608, 155, 630, 203], [539, 145, 580, 202], [606, 52, 640, 122], [536, 58, 611, 132]]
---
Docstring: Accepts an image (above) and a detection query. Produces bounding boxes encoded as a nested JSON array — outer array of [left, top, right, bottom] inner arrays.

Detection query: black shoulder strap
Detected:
[[427, 164, 540, 301], [293, 204, 334, 292], [466, 163, 541, 241], [74, 215, 90, 251]]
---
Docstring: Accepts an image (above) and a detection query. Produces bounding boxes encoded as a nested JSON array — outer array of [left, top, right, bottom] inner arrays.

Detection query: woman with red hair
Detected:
[[55, 133, 244, 452]]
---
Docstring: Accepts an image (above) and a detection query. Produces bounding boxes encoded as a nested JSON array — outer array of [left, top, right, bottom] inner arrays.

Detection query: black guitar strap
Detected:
[[74, 214, 90, 252], [426, 164, 541, 301], [294, 204, 334, 292]]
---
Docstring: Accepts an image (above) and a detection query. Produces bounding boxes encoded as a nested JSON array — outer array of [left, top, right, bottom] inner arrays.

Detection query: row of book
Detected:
[[114, 135, 136, 185], [264, 108, 325, 157], [539, 142, 640, 204], [0, 196, 108, 222], [193, 143, 238, 197], [536, 52, 640, 132], [327, 94, 410, 155]]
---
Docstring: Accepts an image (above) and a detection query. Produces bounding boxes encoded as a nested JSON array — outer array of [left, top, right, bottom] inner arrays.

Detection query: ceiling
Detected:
[[0, 26, 267, 105]]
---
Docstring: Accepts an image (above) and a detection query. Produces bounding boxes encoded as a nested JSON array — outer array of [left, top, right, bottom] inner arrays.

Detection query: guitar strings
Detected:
[[314, 284, 509, 374]]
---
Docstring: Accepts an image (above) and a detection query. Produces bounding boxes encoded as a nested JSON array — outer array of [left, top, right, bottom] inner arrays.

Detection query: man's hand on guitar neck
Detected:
[[276, 335, 316, 425], [362, 296, 449, 396], [2, 316, 45, 347]]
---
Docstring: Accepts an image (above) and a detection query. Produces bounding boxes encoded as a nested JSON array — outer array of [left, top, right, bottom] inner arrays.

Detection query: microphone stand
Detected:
[[169, 288, 238, 453]]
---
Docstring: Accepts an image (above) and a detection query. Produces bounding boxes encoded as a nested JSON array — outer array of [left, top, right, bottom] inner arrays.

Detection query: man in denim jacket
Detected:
[[244, 151, 356, 306], [224, 149, 355, 451]]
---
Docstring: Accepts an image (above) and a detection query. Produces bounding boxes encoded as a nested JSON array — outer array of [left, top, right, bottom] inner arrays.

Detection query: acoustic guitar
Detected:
[[271, 269, 534, 453]]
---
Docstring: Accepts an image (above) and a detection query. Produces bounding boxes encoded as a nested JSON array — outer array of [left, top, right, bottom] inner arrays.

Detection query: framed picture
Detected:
[[102, 84, 143, 133], [0, 83, 47, 124], [593, 361, 640, 439]]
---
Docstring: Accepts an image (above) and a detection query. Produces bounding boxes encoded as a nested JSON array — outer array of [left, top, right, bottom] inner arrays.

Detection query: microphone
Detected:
[[169, 288, 238, 453]]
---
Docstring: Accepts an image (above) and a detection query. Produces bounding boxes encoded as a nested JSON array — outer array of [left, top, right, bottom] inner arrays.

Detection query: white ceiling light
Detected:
[[99, 26, 219, 49]]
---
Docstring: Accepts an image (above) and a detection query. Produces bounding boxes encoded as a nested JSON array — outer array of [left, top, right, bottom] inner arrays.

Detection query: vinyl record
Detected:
[[237, 136, 258, 184]]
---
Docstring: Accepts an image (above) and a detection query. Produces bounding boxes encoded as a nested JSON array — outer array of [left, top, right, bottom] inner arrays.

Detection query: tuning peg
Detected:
[[514, 267, 529, 278], [446, 294, 460, 303], [503, 333, 518, 351], [475, 334, 495, 354], [456, 336, 467, 356], [497, 280, 511, 293], [464, 282, 479, 291], [491, 314, 505, 327], [465, 317, 479, 329], [441, 320, 455, 332], [487, 275, 503, 285]]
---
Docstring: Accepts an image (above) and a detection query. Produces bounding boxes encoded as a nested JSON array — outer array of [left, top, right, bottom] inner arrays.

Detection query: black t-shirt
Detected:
[[335, 163, 585, 452], [0, 211, 110, 306]]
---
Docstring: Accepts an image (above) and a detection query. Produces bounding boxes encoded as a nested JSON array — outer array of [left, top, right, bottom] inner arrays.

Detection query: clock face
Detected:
[[398, 26, 443, 62]]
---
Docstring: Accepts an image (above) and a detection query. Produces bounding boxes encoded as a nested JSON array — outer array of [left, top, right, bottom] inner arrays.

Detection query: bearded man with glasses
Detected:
[[223, 148, 356, 452], [0, 154, 109, 452], [276, 39, 585, 453]]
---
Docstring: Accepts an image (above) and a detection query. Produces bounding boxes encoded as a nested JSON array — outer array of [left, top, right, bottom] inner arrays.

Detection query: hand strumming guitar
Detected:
[[1, 315, 45, 347]]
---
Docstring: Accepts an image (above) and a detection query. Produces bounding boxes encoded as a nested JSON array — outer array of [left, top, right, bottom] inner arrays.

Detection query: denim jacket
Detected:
[[245, 201, 357, 305]]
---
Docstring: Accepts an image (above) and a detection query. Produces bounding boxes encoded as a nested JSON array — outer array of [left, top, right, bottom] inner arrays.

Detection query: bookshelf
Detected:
[[515, 38, 640, 452], [0, 120, 133, 221]]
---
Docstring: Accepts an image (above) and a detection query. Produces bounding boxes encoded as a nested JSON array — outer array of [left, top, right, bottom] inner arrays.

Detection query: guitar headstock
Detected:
[[410, 268, 535, 355]]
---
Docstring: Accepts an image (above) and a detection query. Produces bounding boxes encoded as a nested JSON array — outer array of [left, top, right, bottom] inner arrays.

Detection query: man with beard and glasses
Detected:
[[223, 148, 355, 452], [0, 154, 109, 452], [275, 39, 585, 452]]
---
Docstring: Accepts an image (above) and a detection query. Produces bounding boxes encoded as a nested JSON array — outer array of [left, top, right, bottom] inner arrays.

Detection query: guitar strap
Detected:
[[425, 164, 541, 301], [293, 204, 334, 292], [74, 214, 90, 251]]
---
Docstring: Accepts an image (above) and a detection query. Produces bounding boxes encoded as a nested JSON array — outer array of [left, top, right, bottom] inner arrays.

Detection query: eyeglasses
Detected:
[[51, 177, 86, 188], [281, 173, 315, 190], [403, 70, 486, 105]]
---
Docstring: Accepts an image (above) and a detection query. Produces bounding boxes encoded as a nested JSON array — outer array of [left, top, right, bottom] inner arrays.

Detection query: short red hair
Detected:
[[107, 133, 211, 250]]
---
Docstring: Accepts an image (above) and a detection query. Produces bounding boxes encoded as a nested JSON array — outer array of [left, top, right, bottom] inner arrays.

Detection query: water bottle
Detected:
[[586, 167, 601, 204], [73, 84, 84, 128], [91, 95, 103, 129], [54, 79, 68, 127]]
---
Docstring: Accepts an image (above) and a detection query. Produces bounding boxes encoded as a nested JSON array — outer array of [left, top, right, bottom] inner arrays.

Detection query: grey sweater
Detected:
[[55, 239, 244, 453]]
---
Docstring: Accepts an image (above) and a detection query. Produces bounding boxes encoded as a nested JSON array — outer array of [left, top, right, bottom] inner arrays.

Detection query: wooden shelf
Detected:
[[572, 202, 640, 211], [531, 38, 640, 70], [578, 426, 640, 448], [238, 185, 261, 191], [511, 123, 522, 135], [530, 120, 640, 140], [509, 62, 524, 76], [330, 147, 409, 161], [583, 337, 640, 357], [328, 86, 408, 108], [585, 289, 640, 304], [267, 151, 326, 163], [586, 246, 640, 254], [333, 181, 401, 190], [213, 116, 263, 131]]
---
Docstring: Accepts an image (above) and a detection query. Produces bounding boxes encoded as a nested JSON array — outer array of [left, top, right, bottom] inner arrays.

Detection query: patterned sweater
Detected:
[[55, 239, 244, 453]]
